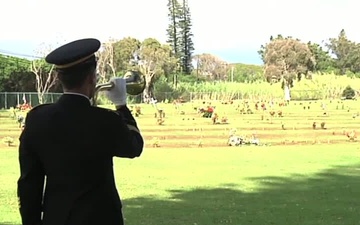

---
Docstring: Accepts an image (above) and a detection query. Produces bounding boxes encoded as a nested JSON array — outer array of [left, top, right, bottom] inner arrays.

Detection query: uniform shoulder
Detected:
[[91, 106, 119, 115], [28, 103, 53, 114], [24, 104, 54, 125]]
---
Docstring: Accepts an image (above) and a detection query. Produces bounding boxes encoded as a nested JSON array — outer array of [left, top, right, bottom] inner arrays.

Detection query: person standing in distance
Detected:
[[17, 38, 144, 225]]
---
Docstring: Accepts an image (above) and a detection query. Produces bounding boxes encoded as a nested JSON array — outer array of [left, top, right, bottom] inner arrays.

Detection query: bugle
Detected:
[[91, 70, 146, 106]]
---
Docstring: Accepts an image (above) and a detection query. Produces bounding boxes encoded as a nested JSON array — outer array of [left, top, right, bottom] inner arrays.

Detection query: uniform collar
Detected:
[[57, 93, 92, 107], [63, 92, 91, 103]]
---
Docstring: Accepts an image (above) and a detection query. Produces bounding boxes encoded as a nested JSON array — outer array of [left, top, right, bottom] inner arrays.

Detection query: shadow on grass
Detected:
[[1, 164, 358, 225], [122, 164, 360, 225]]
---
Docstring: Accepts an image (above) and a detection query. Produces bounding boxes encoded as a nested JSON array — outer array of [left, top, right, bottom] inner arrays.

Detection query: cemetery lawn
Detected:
[[1, 99, 360, 225], [1, 145, 359, 225]]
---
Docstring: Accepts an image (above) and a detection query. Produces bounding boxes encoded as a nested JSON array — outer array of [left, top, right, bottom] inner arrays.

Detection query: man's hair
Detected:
[[56, 63, 96, 90]]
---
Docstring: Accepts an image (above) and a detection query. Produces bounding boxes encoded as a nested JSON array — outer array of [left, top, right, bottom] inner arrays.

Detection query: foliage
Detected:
[[307, 41, 335, 72], [166, 0, 182, 59], [30, 59, 57, 104], [178, 0, 195, 74], [153, 76, 186, 102], [96, 41, 117, 83], [341, 85, 356, 99], [0, 54, 36, 92], [326, 29, 360, 74], [262, 37, 315, 85], [177, 73, 207, 83], [2, 28, 360, 106], [166, 0, 194, 74], [193, 53, 228, 80], [112, 37, 141, 72], [138, 38, 178, 102], [230, 63, 264, 83], [258, 29, 360, 84], [1, 72, 360, 105], [258, 34, 284, 63], [3, 70, 36, 92], [149, 73, 360, 102]]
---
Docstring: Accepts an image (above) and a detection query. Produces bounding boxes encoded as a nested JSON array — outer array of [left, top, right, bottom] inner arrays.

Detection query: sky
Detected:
[[0, 0, 359, 65]]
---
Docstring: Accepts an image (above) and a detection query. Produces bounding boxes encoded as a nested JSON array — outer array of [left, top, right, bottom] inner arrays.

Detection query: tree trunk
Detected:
[[173, 73, 178, 89], [38, 92, 44, 104], [142, 73, 155, 103], [284, 84, 291, 102], [142, 82, 154, 103]]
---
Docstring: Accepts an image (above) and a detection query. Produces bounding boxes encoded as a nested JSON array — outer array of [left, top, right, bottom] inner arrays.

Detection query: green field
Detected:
[[1, 99, 360, 225]]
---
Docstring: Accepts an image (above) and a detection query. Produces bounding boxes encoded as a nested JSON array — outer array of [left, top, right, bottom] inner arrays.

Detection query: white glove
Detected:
[[105, 77, 127, 106]]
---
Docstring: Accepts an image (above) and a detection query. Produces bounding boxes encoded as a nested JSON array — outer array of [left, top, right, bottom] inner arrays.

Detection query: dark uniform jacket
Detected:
[[17, 94, 144, 225]]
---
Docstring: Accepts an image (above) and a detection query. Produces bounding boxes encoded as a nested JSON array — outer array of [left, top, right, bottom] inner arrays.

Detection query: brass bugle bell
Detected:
[[91, 70, 146, 106]]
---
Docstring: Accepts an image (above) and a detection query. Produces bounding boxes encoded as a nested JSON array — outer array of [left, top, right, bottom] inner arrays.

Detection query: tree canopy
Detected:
[[1, 29, 360, 99]]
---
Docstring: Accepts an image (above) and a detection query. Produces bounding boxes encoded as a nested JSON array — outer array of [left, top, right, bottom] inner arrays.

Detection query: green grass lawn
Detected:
[[1, 100, 360, 225], [1, 146, 360, 225]]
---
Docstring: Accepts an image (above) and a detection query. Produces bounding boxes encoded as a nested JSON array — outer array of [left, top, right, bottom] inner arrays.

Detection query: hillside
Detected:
[[230, 63, 264, 73], [226, 63, 264, 82]]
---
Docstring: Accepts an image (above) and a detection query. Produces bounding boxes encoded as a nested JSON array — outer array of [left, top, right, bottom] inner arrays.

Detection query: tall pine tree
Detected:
[[166, 0, 194, 75], [166, 0, 181, 59], [178, 0, 194, 74]]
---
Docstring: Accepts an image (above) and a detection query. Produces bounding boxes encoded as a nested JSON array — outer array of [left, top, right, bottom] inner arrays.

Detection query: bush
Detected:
[[342, 85, 356, 99], [153, 77, 186, 102]]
